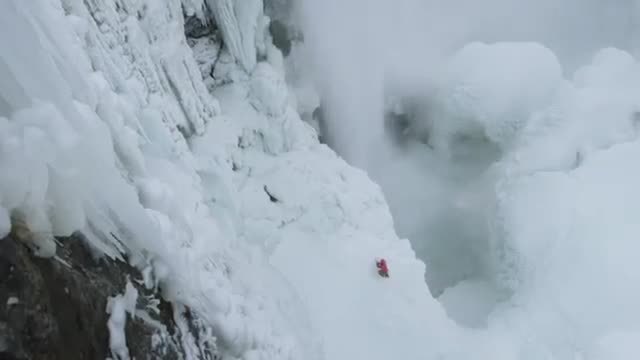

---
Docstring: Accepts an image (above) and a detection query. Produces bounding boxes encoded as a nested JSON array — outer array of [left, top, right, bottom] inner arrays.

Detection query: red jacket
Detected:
[[377, 259, 389, 276]]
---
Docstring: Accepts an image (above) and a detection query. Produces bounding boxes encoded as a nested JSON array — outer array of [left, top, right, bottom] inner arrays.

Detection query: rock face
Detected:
[[0, 233, 218, 360]]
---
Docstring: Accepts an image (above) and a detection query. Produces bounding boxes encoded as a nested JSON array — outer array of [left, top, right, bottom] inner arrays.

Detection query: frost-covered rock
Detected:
[[0, 233, 219, 360], [205, 0, 264, 72]]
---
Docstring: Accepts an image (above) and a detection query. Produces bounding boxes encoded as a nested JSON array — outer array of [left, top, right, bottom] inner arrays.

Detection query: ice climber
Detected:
[[376, 258, 390, 278]]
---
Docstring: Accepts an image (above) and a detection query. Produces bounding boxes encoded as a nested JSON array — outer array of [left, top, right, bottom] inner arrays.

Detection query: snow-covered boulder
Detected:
[[437, 42, 564, 148]]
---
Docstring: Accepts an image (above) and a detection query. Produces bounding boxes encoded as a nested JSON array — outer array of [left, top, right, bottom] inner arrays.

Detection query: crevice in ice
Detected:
[[263, 185, 280, 203]]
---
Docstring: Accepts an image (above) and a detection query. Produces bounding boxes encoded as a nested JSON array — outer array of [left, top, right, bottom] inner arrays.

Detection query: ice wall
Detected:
[[0, 0, 461, 359]]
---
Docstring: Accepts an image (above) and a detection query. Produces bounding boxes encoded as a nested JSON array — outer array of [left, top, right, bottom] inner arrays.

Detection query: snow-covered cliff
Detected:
[[2, 0, 640, 359], [0, 0, 456, 359]]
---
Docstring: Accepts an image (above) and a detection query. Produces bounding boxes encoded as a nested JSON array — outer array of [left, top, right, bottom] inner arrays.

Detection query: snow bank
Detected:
[[485, 48, 640, 357], [436, 42, 564, 149]]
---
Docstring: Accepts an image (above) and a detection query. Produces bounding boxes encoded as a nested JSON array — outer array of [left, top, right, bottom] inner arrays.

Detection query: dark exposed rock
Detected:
[[268, 20, 292, 56], [384, 110, 413, 147], [184, 13, 217, 39], [312, 105, 328, 145], [264, 185, 280, 203], [264, 0, 304, 57], [0, 233, 219, 360]]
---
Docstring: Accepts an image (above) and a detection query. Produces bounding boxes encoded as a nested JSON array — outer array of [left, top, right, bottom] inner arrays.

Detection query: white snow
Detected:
[[6, 297, 19, 306], [249, 62, 289, 116], [436, 42, 564, 149], [1, 0, 451, 357], [106, 281, 139, 360], [2, 0, 640, 359], [299, 1, 640, 358], [587, 332, 640, 360]]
